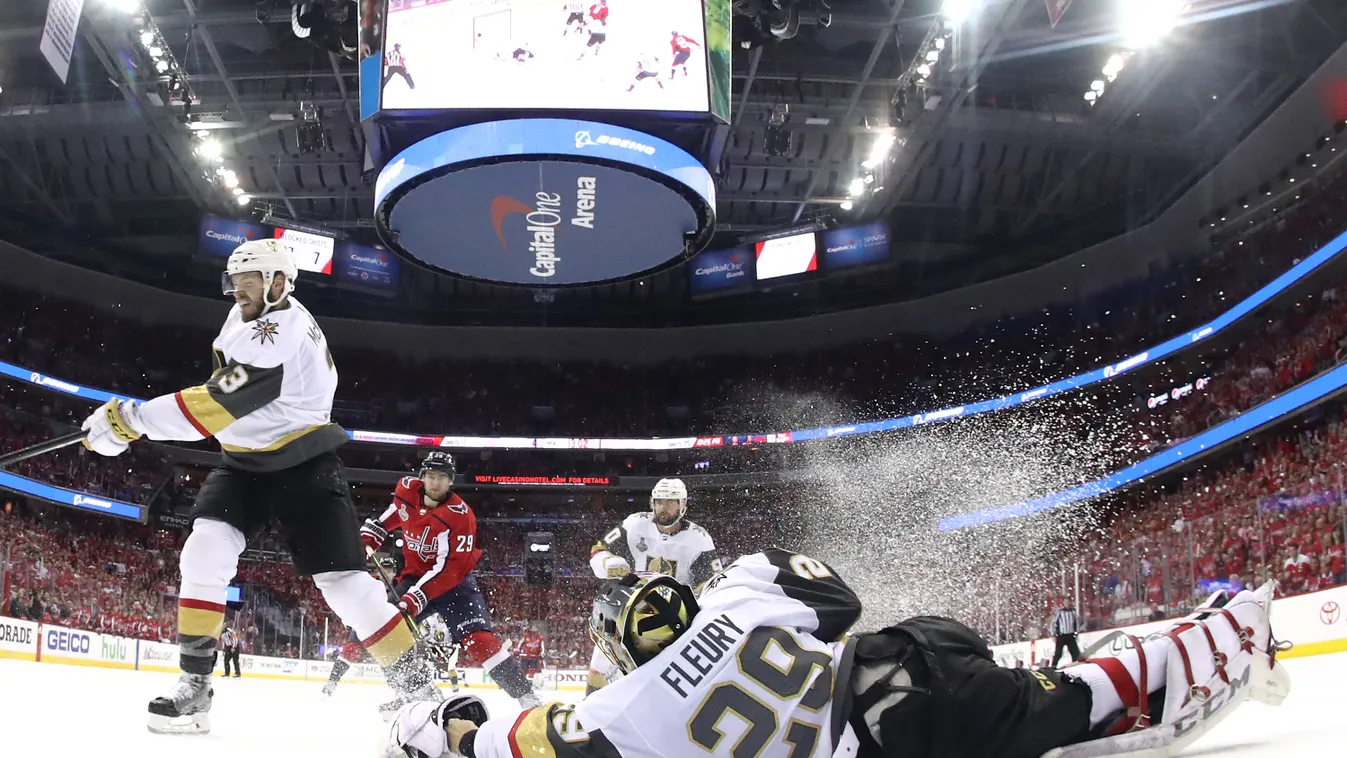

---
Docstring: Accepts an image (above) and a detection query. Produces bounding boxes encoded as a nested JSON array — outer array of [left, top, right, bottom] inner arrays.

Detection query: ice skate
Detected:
[[517, 691, 543, 709], [321, 679, 338, 697], [147, 673, 213, 735]]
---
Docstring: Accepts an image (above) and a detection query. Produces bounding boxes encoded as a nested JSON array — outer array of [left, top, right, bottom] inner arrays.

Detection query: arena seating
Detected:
[[3, 166, 1347, 664]]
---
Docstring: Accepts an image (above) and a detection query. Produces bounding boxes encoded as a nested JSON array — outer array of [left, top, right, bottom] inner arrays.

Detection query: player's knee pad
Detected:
[[1064, 582, 1288, 739], [460, 630, 505, 669], [313, 570, 397, 639], [178, 518, 246, 594]]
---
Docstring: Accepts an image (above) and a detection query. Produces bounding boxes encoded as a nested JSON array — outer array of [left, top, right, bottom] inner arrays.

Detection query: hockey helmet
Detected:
[[222, 239, 298, 315], [590, 572, 699, 675], [650, 477, 688, 526], [417, 451, 456, 488]]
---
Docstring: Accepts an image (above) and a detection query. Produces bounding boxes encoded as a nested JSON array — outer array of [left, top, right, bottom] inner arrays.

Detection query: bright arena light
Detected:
[[848, 177, 865, 196], [196, 139, 222, 161], [839, 200, 854, 211], [942, 0, 978, 26], [1119, 0, 1186, 49], [861, 133, 897, 169]]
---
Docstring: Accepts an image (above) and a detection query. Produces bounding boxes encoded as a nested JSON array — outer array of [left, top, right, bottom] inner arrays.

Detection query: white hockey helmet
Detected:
[[222, 239, 298, 314], [650, 477, 688, 524]]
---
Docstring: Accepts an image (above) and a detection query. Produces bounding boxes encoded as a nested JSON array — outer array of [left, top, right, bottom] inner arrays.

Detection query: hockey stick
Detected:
[[365, 548, 461, 673], [0, 431, 87, 470]]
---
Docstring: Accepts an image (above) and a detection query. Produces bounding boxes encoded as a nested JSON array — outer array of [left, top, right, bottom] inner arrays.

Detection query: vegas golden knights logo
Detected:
[[646, 556, 679, 577]]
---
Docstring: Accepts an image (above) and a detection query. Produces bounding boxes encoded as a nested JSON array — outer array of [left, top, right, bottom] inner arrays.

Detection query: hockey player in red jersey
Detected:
[[669, 30, 701, 78], [588, 0, 608, 25], [322, 452, 540, 709], [517, 627, 545, 678]]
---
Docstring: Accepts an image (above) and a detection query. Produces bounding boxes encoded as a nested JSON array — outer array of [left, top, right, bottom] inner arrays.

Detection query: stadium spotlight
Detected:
[[848, 177, 865, 196], [155, 59, 170, 73], [862, 133, 897, 169], [840, 200, 854, 211], [140, 30, 154, 46], [942, 0, 978, 26], [1090, 80, 1105, 92], [236, 194, 252, 206], [1119, 0, 1185, 50], [196, 138, 222, 161], [149, 45, 163, 58], [222, 170, 239, 189]]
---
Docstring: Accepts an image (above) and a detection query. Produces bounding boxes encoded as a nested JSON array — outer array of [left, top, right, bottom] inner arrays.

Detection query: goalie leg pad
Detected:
[[1052, 582, 1289, 758]]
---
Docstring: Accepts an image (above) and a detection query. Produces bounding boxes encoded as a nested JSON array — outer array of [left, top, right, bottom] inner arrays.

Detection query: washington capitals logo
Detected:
[[251, 318, 280, 345]]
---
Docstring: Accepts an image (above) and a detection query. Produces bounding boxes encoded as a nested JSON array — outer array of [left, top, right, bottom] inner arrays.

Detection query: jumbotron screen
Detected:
[[380, 0, 711, 112]]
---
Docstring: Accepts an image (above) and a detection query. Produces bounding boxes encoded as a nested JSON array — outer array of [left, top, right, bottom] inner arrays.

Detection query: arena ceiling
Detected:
[[0, 0, 1344, 323]]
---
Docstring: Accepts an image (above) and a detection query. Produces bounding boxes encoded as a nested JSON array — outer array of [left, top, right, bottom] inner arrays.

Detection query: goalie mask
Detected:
[[417, 451, 455, 504], [650, 477, 688, 527], [590, 572, 699, 675]]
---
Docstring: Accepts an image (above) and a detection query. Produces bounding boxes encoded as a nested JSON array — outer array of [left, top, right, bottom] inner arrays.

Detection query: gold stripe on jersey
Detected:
[[507, 706, 558, 758], [179, 605, 226, 640], [219, 423, 326, 453], [176, 384, 238, 435], [363, 614, 415, 667]]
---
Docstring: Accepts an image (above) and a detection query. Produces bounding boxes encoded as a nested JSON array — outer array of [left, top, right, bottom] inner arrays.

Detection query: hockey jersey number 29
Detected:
[[473, 549, 863, 757]]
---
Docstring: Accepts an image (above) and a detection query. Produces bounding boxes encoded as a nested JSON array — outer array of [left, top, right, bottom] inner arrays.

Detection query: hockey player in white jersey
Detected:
[[80, 239, 436, 734], [388, 548, 1290, 758], [585, 477, 720, 694]]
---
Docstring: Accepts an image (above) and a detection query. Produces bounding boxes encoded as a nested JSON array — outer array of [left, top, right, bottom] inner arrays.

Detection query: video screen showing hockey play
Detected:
[[6, 1, 1347, 758], [379, 0, 713, 112]]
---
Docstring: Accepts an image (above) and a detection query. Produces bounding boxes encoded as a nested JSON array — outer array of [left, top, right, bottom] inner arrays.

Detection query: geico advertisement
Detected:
[[0, 616, 39, 658], [41, 625, 137, 667]]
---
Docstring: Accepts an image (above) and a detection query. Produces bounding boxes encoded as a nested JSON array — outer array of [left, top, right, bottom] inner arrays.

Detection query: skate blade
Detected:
[[147, 712, 211, 735]]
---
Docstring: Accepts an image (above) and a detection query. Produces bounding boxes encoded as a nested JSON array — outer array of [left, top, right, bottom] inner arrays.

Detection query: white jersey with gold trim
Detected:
[[589, 512, 721, 587], [474, 549, 862, 758], [129, 298, 347, 471]]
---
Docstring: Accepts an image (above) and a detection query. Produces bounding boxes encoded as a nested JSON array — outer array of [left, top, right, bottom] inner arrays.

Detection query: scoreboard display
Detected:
[[379, 0, 713, 113]]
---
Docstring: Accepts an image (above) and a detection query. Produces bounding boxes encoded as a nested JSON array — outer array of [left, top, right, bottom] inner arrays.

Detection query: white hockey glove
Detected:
[[81, 399, 143, 457], [591, 553, 631, 579], [386, 695, 489, 758]]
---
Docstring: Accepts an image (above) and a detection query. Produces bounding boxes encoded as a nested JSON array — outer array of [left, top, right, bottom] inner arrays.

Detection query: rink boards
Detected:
[[0, 617, 588, 690], [990, 583, 1347, 667], [5, 583, 1344, 678]]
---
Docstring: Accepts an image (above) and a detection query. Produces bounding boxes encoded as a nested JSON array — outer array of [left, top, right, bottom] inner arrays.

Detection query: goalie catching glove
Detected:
[[82, 399, 144, 457], [385, 695, 489, 758]]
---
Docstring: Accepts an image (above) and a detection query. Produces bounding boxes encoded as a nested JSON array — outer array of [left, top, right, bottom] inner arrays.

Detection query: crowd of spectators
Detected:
[[5, 149, 1347, 667], [2, 165, 1346, 440]]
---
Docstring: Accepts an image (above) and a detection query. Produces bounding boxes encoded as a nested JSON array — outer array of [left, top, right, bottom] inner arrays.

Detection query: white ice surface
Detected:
[[0, 653, 1339, 756]]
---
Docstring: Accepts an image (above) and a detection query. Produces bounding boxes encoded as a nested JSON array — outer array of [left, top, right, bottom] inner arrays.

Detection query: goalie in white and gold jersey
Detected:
[[389, 548, 1289, 758], [584, 477, 720, 695]]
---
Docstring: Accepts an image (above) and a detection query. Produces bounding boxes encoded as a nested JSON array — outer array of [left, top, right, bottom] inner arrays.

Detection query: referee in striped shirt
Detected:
[[1049, 597, 1082, 667]]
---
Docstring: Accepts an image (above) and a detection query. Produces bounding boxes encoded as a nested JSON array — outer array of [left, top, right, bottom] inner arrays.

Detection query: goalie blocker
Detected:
[[387, 551, 1290, 758]]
